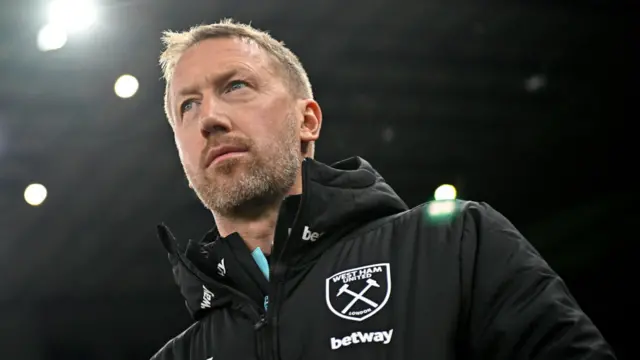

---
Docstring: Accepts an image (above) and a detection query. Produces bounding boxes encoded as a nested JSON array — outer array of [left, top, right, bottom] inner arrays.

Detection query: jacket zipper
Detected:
[[267, 272, 287, 360], [254, 314, 273, 360], [222, 289, 274, 360], [266, 161, 311, 359], [172, 248, 273, 359], [223, 288, 274, 360], [173, 161, 313, 360]]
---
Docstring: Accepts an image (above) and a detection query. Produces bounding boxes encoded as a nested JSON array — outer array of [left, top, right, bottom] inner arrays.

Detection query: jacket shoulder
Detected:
[[412, 199, 501, 230], [345, 199, 483, 239], [150, 320, 204, 360]]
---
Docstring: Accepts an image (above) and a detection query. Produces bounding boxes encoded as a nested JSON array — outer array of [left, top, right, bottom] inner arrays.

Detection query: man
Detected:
[[152, 19, 615, 360]]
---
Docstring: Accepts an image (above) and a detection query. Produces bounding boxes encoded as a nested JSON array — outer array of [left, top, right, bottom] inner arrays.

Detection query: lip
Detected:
[[204, 145, 248, 167]]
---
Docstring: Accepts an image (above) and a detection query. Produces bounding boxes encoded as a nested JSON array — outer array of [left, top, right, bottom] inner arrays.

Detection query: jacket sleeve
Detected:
[[149, 321, 200, 360], [458, 202, 616, 359]]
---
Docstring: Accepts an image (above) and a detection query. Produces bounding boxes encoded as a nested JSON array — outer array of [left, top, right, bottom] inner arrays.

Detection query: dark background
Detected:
[[0, 0, 635, 358]]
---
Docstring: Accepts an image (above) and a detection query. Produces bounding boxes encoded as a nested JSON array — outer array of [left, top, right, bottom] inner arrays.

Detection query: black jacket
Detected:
[[152, 157, 615, 360]]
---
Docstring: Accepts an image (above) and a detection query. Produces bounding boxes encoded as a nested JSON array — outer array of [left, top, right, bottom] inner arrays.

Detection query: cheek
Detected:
[[256, 121, 291, 151], [260, 109, 296, 139], [174, 133, 203, 167]]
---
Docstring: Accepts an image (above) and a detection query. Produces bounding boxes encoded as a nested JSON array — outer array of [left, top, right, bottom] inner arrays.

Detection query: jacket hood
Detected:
[[157, 156, 408, 320], [296, 156, 408, 237]]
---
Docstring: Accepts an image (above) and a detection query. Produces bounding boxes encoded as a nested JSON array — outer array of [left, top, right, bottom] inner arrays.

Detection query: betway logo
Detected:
[[200, 285, 214, 309], [302, 226, 323, 242], [330, 329, 393, 350]]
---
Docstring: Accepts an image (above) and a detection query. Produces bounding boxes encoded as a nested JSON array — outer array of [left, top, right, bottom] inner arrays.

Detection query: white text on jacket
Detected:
[[331, 265, 383, 284], [200, 285, 214, 309], [302, 226, 323, 242], [330, 329, 393, 350]]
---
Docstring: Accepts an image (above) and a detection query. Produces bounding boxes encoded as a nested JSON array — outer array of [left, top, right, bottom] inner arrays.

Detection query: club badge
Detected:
[[325, 263, 391, 322]]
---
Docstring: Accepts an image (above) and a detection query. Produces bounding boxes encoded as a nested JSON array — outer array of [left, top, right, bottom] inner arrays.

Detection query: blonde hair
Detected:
[[159, 18, 313, 124]]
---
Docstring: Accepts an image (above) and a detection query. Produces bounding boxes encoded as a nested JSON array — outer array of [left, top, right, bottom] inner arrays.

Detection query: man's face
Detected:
[[169, 37, 302, 216]]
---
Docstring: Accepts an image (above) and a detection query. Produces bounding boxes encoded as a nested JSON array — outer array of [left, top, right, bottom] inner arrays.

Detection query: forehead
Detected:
[[171, 37, 274, 90]]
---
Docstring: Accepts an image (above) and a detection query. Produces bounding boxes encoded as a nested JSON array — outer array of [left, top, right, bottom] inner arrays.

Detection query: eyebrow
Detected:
[[176, 68, 248, 100]]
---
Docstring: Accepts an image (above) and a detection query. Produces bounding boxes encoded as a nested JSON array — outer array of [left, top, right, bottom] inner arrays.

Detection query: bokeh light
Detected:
[[114, 74, 139, 99], [24, 183, 48, 206]]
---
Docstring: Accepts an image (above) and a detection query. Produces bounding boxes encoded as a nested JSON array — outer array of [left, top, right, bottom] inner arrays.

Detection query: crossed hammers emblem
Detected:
[[337, 279, 380, 314]]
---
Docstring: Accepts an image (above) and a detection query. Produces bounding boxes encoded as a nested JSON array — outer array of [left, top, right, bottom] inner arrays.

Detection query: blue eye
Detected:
[[180, 100, 195, 114], [226, 80, 248, 92]]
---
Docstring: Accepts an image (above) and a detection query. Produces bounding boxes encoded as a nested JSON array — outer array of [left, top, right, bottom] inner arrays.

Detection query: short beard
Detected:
[[185, 116, 301, 219]]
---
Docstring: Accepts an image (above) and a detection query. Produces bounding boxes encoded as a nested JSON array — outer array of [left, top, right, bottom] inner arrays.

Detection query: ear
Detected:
[[298, 99, 322, 151]]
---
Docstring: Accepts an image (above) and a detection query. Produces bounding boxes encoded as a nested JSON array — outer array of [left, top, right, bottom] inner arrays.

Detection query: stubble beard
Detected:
[[185, 118, 301, 219]]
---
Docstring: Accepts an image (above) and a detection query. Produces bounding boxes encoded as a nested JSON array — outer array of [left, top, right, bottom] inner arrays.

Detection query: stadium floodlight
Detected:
[[37, 23, 68, 52], [427, 184, 459, 219], [434, 184, 457, 201], [24, 183, 48, 206], [114, 74, 140, 99], [47, 0, 97, 33]]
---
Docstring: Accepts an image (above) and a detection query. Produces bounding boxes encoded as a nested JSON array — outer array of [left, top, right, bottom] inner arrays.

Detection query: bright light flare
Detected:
[[24, 183, 48, 206], [428, 200, 456, 216], [47, 0, 98, 33], [434, 184, 457, 201], [37, 23, 68, 52], [114, 74, 139, 99]]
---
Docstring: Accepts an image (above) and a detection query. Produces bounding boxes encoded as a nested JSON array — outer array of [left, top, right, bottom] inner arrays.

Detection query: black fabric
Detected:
[[151, 156, 616, 360]]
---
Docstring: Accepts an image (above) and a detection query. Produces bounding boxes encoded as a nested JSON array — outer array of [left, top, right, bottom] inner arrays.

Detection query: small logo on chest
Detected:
[[325, 263, 391, 321], [217, 258, 226, 277]]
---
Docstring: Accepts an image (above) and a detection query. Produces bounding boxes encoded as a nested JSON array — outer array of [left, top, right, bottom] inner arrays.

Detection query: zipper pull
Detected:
[[254, 315, 268, 330]]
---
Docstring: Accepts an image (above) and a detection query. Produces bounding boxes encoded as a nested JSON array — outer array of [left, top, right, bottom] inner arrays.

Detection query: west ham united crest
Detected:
[[325, 263, 391, 322]]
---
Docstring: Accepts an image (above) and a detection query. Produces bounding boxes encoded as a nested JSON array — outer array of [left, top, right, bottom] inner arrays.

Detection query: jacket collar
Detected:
[[157, 156, 408, 320]]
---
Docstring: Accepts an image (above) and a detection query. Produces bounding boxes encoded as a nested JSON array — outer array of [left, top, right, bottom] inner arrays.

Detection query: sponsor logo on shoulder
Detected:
[[330, 329, 394, 350], [302, 225, 323, 242], [326, 263, 391, 321], [200, 285, 215, 309]]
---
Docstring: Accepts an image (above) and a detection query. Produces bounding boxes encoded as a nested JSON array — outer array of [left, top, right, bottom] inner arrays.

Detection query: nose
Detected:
[[198, 94, 231, 138]]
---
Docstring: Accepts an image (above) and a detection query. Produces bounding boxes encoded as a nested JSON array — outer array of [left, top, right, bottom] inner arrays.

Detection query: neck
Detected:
[[214, 205, 280, 254], [213, 169, 304, 254]]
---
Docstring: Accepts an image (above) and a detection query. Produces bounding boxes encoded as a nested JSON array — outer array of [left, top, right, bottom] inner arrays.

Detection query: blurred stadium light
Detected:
[[37, 0, 98, 51], [37, 23, 67, 52], [47, 0, 97, 33], [114, 74, 140, 99], [434, 184, 457, 201], [426, 184, 458, 219], [24, 183, 48, 206]]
